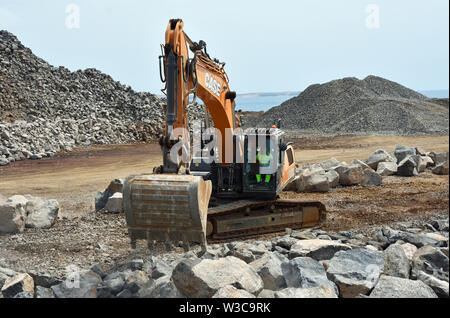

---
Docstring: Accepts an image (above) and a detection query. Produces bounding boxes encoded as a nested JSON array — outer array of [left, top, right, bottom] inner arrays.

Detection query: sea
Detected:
[[234, 93, 299, 112], [233, 90, 449, 112]]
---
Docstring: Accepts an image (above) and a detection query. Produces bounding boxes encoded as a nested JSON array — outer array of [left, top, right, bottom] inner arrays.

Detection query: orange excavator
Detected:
[[123, 19, 325, 252]]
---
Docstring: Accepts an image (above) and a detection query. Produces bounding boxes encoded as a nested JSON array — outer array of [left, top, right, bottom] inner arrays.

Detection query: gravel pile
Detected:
[[0, 30, 204, 166], [245, 76, 449, 135]]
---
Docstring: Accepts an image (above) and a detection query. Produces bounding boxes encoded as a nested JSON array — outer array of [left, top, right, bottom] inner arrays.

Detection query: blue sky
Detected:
[[0, 0, 448, 94]]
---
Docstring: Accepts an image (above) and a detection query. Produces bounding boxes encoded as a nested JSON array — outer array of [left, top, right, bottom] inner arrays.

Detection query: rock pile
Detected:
[[0, 194, 59, 234], [294, 146, 448, 193], [0, 30, 205, 167], [0, 215, 447, 298], [244, 76, 449, 135]]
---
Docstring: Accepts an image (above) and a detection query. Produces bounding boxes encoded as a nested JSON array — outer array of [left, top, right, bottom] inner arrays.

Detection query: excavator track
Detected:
[[207, 199, 326, 240]]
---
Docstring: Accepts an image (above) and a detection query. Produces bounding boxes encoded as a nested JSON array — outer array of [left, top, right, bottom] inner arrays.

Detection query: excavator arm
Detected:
[[159, 19, 238, 172]]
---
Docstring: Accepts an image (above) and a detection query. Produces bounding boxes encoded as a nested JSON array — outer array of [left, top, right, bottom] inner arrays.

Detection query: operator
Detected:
[[256, 146, 273, 183]]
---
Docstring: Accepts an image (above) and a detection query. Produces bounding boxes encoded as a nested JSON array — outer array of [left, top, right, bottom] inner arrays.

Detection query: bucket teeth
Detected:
[[123, 174, 212, 250]]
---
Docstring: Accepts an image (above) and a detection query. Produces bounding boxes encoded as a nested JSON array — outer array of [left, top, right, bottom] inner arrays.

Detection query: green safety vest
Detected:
[[256, 153, 273, 166]]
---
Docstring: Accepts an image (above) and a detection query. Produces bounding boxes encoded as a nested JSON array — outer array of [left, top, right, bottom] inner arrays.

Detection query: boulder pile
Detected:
[[0, 30, 204, 167], [294, 146, 448, 193], [0, 194, 59, 234], [0, 215, 447, 298]]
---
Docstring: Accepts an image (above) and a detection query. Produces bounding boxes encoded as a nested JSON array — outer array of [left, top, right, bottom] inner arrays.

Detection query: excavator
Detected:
[[123, 19, 325, 252]]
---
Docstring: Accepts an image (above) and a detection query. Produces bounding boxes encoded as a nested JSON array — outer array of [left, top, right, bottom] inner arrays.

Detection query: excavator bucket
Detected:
[[123, 174, 212, 251]]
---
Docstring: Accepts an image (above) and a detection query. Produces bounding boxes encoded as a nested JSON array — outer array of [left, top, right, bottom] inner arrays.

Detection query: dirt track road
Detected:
[[0, 135, 448, 218]]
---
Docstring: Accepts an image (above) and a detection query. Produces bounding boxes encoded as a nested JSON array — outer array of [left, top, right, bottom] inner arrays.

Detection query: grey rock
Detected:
[[383, 244, 410, 278], [0, 273, 34, 298], [397, 156, 419, 177], [369, 275, 437, 298], [151, 260, 173, 279], [411, 245, 449, 282], [296, 167, 330, 192], [434, 152, 449, 166], [281, 257, 338, 294], [325, 169, 340, 188], [326, 248, 384, 298], [376, 161, 397, 176], [339, 164, 365, 186], [394, 145, 417, 164], [104, 192, 123, 213], [383, 227, 446, 248], [13, 291, 34, 298], [138, 275, 182, 298], [0, 201, 26, 234], [361, 169, 382, 186], [416, 270, 449, 298], [365, 149, 396, 170], [289, 239, 352, 261], [432, 160, 449, 175], [51, 271, 102, 298], [172, 256, 264, 298], [250, 252, 287, 291], [271, 236, 299, 250], [319, 158, 340, 171], [25, 199, 59, 229]]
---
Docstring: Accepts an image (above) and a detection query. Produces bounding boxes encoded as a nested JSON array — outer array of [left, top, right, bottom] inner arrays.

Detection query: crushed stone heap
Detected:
[[0, 30, 204, 165], [244, 76, 449, 135]]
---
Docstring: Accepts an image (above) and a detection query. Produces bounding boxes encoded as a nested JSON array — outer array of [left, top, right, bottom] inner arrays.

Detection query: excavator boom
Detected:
[[123, 19, 325, 251]]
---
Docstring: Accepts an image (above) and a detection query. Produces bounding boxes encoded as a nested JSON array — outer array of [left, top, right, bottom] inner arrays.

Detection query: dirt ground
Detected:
[[0, 135, 448, 277]]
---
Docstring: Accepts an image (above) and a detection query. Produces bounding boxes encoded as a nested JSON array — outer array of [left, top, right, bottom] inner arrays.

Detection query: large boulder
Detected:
[[376, 161, 397, 176], [325, 170, 339, 188], [51, 271, 102, 298], [95, 179, 124, 211], [382, 227, 446, 248], [249, 252, 287, 291], [104, 192, 123, 213], [25, 199, 59, 229], [364, 149, 396, 170], [139, 275, 183, 298], [274, 286, 338, 298], [319, 158, 340, 171], [369, 275, 437, 298], [383, 244, 410, 278], [432, 160, 449, 175], [326, 248, 384, 298], [361, 169, 382, 186], [433, 152, 449, 166], [0, 201, 25, 234], [416, 270, 449, 298], [411, 245, 449, 282], [296, 167, 330, 193], [289, 239, 351, 261], [394, 145, 416, 164], [0, 273, 34, 298], [172, 256, 264, 298], [397, 156, 418, 177], [338, 164, 365, 186], [281, 257, 338, 294], [351, 159, 373, 171]]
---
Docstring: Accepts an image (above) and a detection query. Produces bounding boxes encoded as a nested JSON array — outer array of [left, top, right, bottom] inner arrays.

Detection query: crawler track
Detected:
[[207, 199, 326, 241]]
